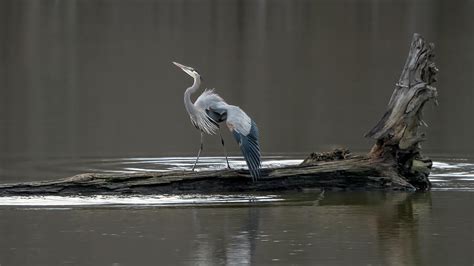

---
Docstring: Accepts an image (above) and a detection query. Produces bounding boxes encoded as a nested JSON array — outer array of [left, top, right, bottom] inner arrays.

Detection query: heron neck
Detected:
[[184, 76, 201, 114]]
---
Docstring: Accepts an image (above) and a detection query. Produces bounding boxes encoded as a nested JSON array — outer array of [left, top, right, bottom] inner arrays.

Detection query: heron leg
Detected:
[[219, 129, 231, 169], [192, 132, 204, 171]]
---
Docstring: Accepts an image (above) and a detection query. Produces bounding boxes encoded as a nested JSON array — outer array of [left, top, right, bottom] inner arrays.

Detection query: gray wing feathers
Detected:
[[206, 108, 227, 124], [232, 120, 261, 180], [195, 89, 226, 110], [225, 106, 252, 135], [191, 89, 226, 134], [190, 110, 219, 135], [195, 90, 261, 180]]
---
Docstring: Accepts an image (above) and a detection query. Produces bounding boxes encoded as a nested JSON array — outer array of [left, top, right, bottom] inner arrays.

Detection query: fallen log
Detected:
[[0, 33, 437, 195], [0, 151, 415, 195]]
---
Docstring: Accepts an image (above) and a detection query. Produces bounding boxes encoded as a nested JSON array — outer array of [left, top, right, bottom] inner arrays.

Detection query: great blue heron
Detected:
[[173, 62, 261, 181]]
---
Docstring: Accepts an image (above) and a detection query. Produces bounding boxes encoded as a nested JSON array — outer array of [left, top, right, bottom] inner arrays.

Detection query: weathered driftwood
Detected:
[[365, 33, 437, 190], [0, 151, 413, 195], [0, 34, 437, 195]]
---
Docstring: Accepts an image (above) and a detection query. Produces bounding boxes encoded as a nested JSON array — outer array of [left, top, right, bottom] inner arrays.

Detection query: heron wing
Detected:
[[226, 106, 261, 180], [231, 120, 261, 180], [197, 92, 262, 180], [191, 89, 226, 134], [206, 107, 227, 124], [195, 89, 226, 110]]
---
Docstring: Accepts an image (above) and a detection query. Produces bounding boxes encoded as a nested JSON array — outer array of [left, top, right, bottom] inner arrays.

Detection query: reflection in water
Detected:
[[375, 193, 431, 266], [186, 192, 435, 265], [0, 191, 472, 265], [191, 208, 260, 265], [0, 194, 282, 207], [0, 158, 471, 265], [320, 192, 431, 266]]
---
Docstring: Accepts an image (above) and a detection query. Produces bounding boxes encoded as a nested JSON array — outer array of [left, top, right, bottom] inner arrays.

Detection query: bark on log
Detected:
[[0, 34, 437, 196], [365, 33, 438, 190], [0, 152, 414, 195]]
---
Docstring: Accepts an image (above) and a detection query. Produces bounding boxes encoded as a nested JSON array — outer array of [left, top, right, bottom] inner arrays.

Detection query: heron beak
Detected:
[[172, 61, 187, 69], [172, 61, 194, 77]]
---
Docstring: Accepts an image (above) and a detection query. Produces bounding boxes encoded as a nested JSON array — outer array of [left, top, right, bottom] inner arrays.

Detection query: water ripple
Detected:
[[430, 159, 474, 191], [1, 156, 474, 195], [0, 194, 282, 207]]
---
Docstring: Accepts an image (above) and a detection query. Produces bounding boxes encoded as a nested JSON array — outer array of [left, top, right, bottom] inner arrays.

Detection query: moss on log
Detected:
[[0, 34, 437, 195]]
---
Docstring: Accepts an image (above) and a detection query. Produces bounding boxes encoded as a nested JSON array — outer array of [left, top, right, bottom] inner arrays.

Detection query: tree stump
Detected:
[[365, 33, 438, 190], [0, 34, 438, 195]]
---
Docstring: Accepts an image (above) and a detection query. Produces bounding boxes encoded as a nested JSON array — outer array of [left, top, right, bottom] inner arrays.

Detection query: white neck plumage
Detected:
[[184, 75, 201, 115]]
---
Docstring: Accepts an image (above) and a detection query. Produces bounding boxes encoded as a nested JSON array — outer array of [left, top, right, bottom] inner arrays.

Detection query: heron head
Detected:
[[173, 62, 202, 81]]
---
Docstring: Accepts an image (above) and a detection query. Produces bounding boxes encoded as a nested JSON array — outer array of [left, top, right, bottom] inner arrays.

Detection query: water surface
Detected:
[[0, 157, 473, 265]]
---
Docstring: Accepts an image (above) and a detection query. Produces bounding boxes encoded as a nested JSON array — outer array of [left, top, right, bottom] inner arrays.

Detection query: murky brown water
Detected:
[[1, 0, 473, 265], [0, 157, 473, 265], [0, 189, 473, 265]]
